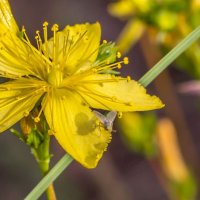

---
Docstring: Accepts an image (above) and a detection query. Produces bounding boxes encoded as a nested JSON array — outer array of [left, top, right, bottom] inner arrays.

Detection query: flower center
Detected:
[[47, 67, 63, 87]]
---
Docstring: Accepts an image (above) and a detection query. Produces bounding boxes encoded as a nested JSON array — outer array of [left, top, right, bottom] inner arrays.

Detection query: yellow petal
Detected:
[[0, 1, 47, 78], [0, 0, 18, 33], [43, 89, 111, 168], [46, 23, 101, 74], [0, 30, 48, 78], [0, 79, 45, 132], [76, 74, 164, 111]]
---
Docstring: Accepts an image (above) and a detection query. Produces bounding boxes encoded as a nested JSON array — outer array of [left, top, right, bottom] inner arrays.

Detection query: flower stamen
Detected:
[[118, 112, 123, 118], [123, 57, 129, 64], [51, 24, 59, 65], [43, 21, 50, 60]]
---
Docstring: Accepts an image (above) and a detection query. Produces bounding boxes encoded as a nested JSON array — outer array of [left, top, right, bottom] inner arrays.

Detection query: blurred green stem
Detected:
[[24, 154, 73, 200], [31, 129, 57, 200]]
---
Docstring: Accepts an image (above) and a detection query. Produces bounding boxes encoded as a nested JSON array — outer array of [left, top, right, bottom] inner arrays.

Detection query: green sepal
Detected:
[[95, 42, 120, 75], [10, 128, 26, 142], [96, 42, 117, 63]]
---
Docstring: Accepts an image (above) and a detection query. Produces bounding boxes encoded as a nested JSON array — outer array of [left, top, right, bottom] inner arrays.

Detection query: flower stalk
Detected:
[[18, 110, 57, 200]]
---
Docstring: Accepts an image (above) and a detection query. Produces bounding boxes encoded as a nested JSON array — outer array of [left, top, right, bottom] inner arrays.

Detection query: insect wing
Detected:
[[106, 111, 117, 130], [93, 110, 107, 124]]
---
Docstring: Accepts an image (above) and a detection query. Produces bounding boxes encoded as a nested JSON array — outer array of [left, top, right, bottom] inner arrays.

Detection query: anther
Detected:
[[127, 76, 131, 82], [51, 24, 59, 32], [123, 57, 129, 64], [48, 129, 55, 135], [103, 40, 107, 44], [43, 21, 49, 27], [117, 63, 122, 69], [118, 112, 123, 118], [22, 26, 26, 32], [126, 102, 133, 106], [117, 52, 121, 59], [111, 96, 117, 101], [84, 36, 89, 42], [24, 111, 29, 117], [34, 117, 40, 123]]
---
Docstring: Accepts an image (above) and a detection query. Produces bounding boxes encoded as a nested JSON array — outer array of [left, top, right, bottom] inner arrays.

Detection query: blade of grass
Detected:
[[24, 25, 200, 200], [24, 154, 73, 200], [139, 26, 200, 87]]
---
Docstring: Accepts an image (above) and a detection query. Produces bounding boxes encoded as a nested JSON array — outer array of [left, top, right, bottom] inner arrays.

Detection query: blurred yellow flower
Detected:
[[108, 0, 150, 18], [157, 118, 188, 182], [0, 0, 164, 168], [157, 118, 197, 200]]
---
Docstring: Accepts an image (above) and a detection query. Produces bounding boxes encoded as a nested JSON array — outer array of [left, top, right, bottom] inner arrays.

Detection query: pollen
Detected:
[[24, 111, 29, 117], [126, 102, 133, 106], [51, 24, 59, 32], [43, 21, 49, 27], [103, 40, 107, 44], [118, 112, 123, 118], [111, 96, 117, 101], [48, 129, 55, 135], [117, 52, 121, 58], [123, 57, 129, 64], [117, 63, 122, 69], [84, 36, 89, 42], [126, 76, 131, 82], [34, 117, 40, 123]]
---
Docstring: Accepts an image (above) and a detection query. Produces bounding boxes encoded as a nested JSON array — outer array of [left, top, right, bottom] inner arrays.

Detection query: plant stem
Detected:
[[24, 154, 73, 200]]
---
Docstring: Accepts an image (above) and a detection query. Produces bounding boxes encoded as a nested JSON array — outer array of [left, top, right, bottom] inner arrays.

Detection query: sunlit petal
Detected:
[[0, 79, 45, 132], [45, 23, 101, 74], [0, 0, 18, 33], [43, 89, 111, 168], [76, 74, 164, 111]]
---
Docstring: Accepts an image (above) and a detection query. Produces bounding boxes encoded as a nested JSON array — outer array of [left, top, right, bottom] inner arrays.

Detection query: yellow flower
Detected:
[[108, 0, 150, 18], [0, 0, 164, 168]]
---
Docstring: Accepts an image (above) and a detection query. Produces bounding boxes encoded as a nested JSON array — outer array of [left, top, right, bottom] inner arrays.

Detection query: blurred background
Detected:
[[1, 0, 200, 199]]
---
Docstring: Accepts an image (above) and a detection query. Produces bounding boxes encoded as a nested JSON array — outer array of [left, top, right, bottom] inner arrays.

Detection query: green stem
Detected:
[[24, 25, 200, 200], [24, 154, 73, 200], [139, 26, 200, 87]]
